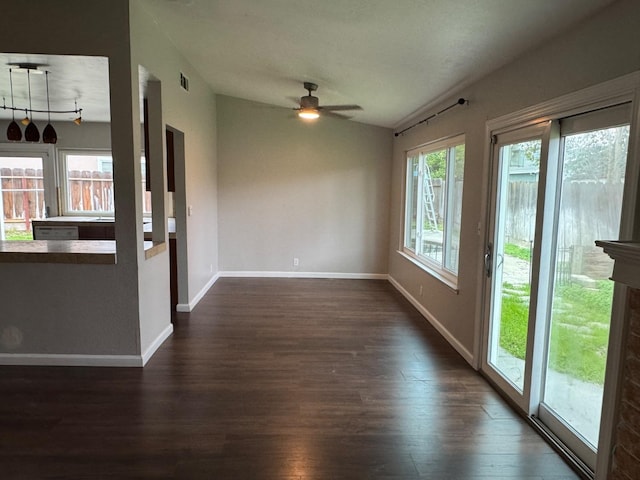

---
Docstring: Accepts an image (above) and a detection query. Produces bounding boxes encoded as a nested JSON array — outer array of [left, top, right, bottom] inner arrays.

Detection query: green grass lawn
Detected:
[[500, 278, 612, 385], [3, 229, 34, 240], [503, 243, 532, 262]]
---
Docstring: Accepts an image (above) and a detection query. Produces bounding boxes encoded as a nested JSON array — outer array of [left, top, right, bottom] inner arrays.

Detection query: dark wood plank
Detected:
[[0, 278, 579, 479]]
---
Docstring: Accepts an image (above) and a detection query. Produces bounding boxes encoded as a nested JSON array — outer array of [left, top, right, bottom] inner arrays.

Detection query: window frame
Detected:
[[58, 149, 115, 216], [58, 149, 151, 217], [401, 134, 465, 288], [0, 143, 57, 214]]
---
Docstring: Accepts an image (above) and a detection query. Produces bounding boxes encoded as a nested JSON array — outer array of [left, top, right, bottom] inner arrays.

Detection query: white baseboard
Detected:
[[0, 324, 174, 368], [141, 323, 173, 366], [388, 275, 475, 367], [176, 272, 220, 312], [0, 353, 144, 367], [219, 271, 389, 280], [175, 271, 386, 312]]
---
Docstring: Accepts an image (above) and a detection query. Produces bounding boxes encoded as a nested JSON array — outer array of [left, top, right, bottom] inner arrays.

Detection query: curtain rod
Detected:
[[394, 98, 468, 137]]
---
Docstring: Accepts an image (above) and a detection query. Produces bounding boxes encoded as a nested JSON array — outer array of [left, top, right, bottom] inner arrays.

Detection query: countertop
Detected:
[[0, 240, 118, 264]]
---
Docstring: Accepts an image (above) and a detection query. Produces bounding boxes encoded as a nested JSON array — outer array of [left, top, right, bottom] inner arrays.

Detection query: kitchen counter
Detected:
[[0, 240, 118, 264], [0, 239, 163, 264]]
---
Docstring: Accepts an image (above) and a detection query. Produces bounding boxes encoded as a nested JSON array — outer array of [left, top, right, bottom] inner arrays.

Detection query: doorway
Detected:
[[165, 125, 188, 316], [482, 103, 632, 470]]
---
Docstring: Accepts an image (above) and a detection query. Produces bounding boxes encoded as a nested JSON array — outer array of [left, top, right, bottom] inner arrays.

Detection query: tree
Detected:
[[563, 126, 629, 182]]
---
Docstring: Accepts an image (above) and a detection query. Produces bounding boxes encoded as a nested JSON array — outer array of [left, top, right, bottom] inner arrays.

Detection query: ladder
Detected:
[[422, 162, 438, 232]]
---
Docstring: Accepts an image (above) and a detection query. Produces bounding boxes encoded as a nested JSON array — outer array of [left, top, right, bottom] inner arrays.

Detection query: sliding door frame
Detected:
[[476, 71, 640, 479]]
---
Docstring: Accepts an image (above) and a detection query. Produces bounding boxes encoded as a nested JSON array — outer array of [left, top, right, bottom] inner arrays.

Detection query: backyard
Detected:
[[3, 229, 33, 241], [500, 243, 611, 384]]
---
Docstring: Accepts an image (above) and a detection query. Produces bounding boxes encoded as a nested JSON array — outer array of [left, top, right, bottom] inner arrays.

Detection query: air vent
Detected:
[[180, 72, 189, 92]]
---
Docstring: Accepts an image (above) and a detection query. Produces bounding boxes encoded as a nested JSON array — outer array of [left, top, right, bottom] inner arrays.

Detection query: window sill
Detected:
[[397, 250, 460, 294]]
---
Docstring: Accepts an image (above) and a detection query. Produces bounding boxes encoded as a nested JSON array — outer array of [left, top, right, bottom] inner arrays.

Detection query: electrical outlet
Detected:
[[293, 257, 299, 267]]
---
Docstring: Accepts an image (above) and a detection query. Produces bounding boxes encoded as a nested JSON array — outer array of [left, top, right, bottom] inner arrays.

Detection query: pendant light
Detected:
[[3, 63, 83, 142], [42, 71, 57, 144], [6, 69, 22, 141], [24, 70, 40, 142]]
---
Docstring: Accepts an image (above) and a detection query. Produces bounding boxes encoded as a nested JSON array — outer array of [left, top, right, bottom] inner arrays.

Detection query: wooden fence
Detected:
[[506, 180, 623, 279], [1, 168, 116, 230], [66, 170, 114, 213], [1, 167, 46, 229], [505, 180, 624, 247]]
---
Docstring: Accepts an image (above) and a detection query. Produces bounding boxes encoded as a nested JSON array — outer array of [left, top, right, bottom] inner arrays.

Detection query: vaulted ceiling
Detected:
[[138, 0, 616, 127], [0, 0, 616, 128]]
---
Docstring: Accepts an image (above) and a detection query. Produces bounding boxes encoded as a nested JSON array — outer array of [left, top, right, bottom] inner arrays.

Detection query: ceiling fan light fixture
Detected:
[[294, 82, 360, 122], [298, 107, 319, 120]]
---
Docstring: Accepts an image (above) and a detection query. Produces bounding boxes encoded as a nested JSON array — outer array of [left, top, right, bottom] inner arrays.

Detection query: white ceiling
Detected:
[[0, 0, 616, 128], [0, 53, 109, 124], [138, 0, 616, 127]]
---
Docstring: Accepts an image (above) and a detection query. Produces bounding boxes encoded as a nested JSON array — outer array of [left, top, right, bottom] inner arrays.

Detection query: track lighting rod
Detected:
[[394, 98, 468, 137], [0, 102, 82, 116]]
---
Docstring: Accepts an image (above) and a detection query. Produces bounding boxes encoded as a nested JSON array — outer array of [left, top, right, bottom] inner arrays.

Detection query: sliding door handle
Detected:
[[484, 243, 493, 278]]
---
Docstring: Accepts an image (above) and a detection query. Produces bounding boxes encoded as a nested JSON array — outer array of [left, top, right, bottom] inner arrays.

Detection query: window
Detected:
[[59, 150, 151, 216], [0, 145, 55, 241], [403, 135, 465, 284], [60, 151, 114, 215]]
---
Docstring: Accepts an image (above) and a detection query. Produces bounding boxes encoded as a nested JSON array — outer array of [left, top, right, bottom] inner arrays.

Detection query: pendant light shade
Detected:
[[7, 120, 22, 141], [25, 122, 40, 142], [24, 69, 39, 142], [42, 123, 57, 144]]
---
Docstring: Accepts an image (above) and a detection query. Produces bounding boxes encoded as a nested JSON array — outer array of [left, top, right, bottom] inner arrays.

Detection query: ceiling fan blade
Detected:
[[322, 111, 351, 120], [320, 105, 362, 111]]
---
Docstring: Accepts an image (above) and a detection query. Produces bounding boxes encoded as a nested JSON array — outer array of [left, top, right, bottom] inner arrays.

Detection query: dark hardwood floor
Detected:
[[0, 278, 579, 479]]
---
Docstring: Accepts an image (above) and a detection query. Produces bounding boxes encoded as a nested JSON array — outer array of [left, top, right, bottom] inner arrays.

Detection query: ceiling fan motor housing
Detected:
[[300, 95, 319, 109]]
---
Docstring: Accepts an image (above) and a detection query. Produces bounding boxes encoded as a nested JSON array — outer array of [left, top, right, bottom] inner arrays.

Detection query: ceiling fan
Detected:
[[294, 82, 361, 120]]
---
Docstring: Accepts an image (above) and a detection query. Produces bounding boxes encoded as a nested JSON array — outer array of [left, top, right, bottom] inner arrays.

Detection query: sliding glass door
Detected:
[[538, 109, 630, 466], [485, 124, 548, 406], [483, 103, 631, 470]]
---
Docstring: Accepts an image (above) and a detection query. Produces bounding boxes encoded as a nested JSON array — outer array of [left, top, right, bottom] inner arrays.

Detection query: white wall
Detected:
[[131, 1, 219, 318], [0, 0, 140, 359], [217, 95, 392, 276], [0, 0, 222, 361], [389, 0, 640, 360], [0, 0, 218, 362]]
